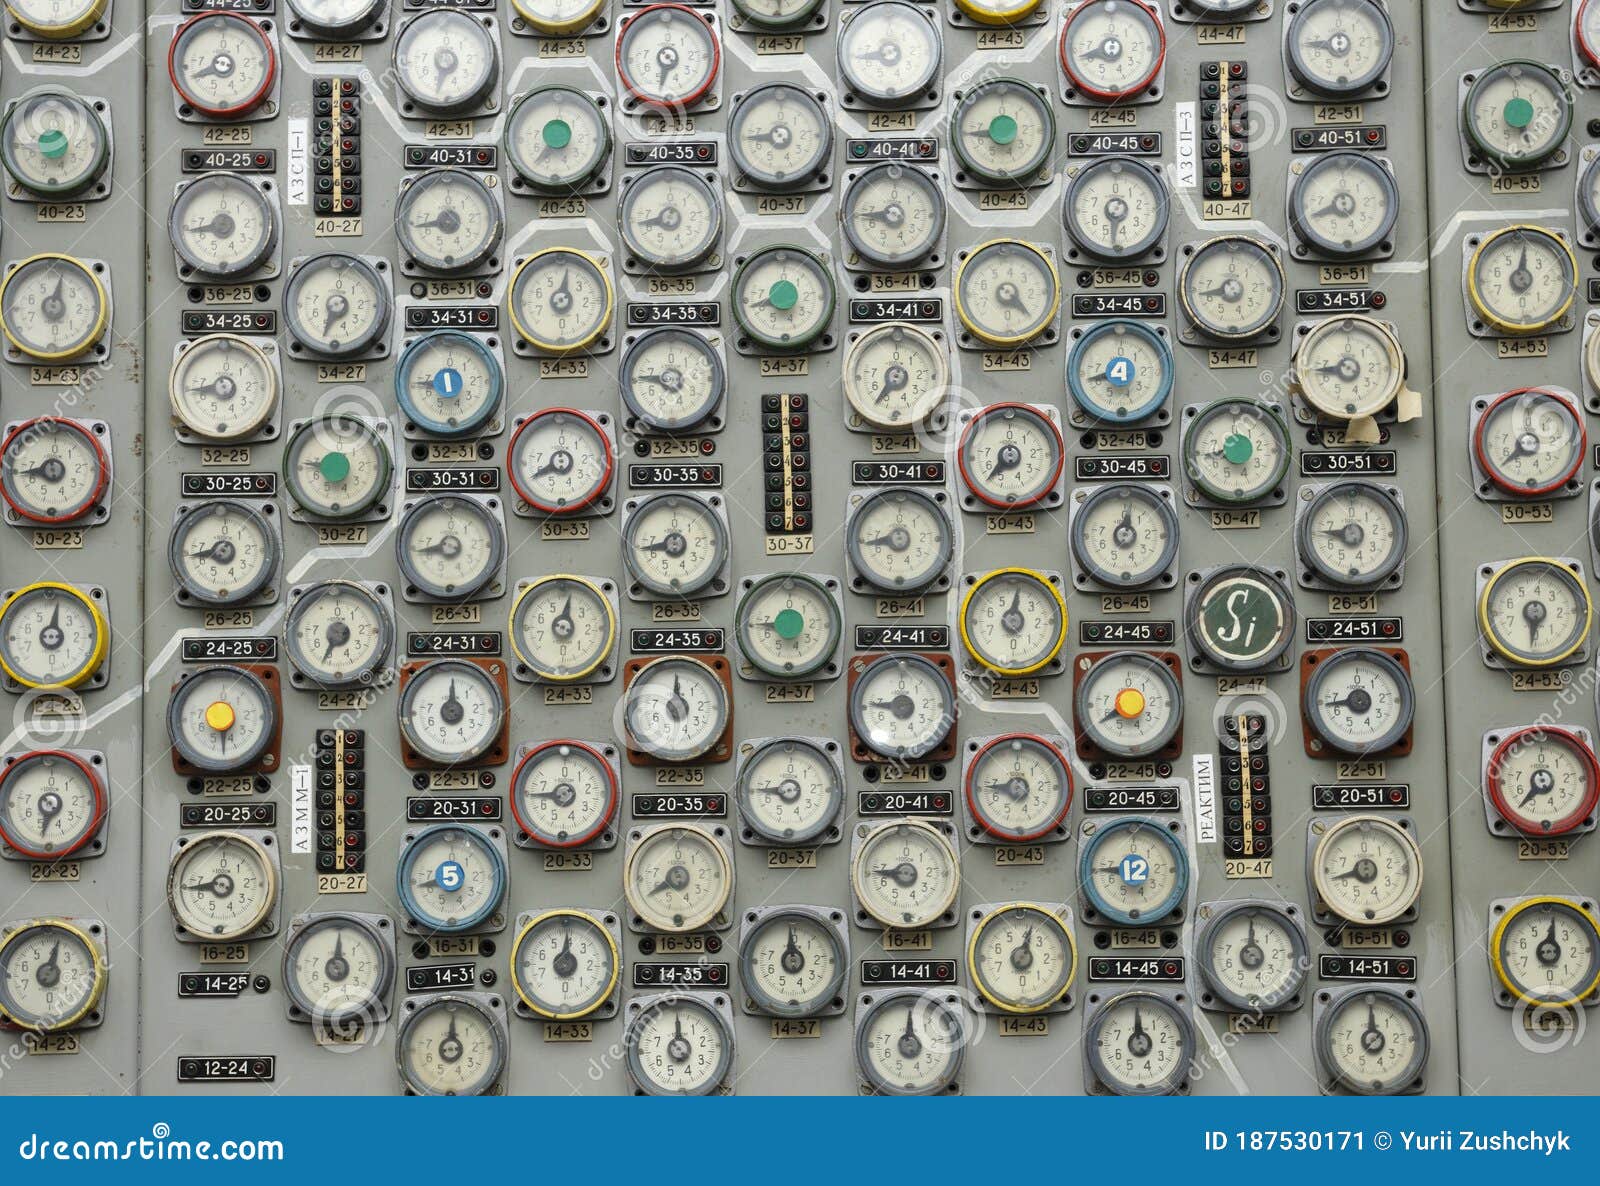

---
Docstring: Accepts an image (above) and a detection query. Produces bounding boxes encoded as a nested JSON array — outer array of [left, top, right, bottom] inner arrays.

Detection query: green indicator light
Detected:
[[542, 119, 572, 149], [1222, 434, 1253, 465], [769, 279, 799, 311], [37, 130, 69, 160], [988, 114, 1018, 146], [319, 451, 352, 483], [773, 608, 805, 640], [1502, 97, 1535, 131]]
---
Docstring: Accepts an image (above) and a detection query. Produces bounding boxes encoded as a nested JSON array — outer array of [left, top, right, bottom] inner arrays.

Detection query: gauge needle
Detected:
[[751, 780, 802, 802], [855, 205, 905, 226], [549, 268, 572, 314], [36, 792, 61, 835], [550, 595, 574, 641], [39, 602, 63, 651], [999, 590, 1024, 635], [781, 924, 805, 974], [666, 674, 689, 722], [440, 679, 464, 726], [1360, 1004, 1384, 1054], [35, 941, 60, 989], [982, 778, 1029, 801], [186, 215, 236, 237], [1517, 767, 1554, 808], [986, 444, 1021, 479]]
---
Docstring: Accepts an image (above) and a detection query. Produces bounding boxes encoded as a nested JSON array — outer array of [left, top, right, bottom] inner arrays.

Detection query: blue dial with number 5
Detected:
[[397, 823, 508, 934]]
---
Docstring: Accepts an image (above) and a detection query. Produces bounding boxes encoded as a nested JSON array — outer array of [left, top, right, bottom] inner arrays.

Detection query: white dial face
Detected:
[[7, 0, 101, 35], [1288, 0, 1392, 95], [286, 582, 391, 687], [729, 85, 829, 187], [620, 166, 720, 270], [1295, 318, 1401, 419], [853, 820, 958, 928], [627, 997, 730, 1094], [1179, 237, 1282, 339], [1202, 906, 1304, 1009], [1321, 991, 1423, 1091], [1184, 401, 1285, 504], [172, 500, 276, 605], [839, 2, 940, 102], [286, 417, 389, 518], [618, 6, 718, 105], [737, 738, 841, 843], [1477, 391, 1583, 494], [850, 656, 954, 760], [169, 832, 274, 939], [509, 409, 611, 513], [1308, 650, 1411, 754], [959, 405, 1061, 508], [956, 240, 1057, 344], [848, 489, 950, 592], [510, 251, 612, 351], [399, 662, 502, 765], [0, 587, 102, 688], [1469, 228, 1574, 333], [397, 170, 500, 274], [2, 93, 108, 197], [400, 998, 503, 1095], [621, 329, 722, 431], [962, 571, 1064, 674], [507, 88, 608, 190], [967, 735, 1071, 840], [736, 575, 838, 679], [1084, 820, 1184, 922], [844, 322, 947, 429], [285, 917, 389, 1021], [735, 0, 817, 26], [954, 81, 1050, 184], [1091, 994, 1190, 1094], [398, 496, 502, 600], [285, 255, 389, 357], [1490, 730, 1596, 834], [857, 993, 963, 1094], [1, 256, 104, 360], [734, 247, 833, 349], [971, 907, 1074, 1011], [1585, 0, 1600, 63], [171, 15, 274, 115], [1061, 0, 1163, 98], [1079, 653, 1181, 758], [1313, 817, 1421, 924], [512, 577, 614, 681], [400, 826, 504, 928], [623, 493, 726, 597], [1496, 901, 1600, 1005], [2, 418, 105, 522], [742, 911, 844, 1015], [287, 0, 384, 34], [842, 164, 943, 268], [623, 658, 728, 762], [170, 335, 277, 441], [1291, 153, 1395, 258], [0, 753, 101, 857], [399, 333, 499, 434], [1483, 561, 1590, 665], [625, 825, 732, 931], [169, 667, 274, 772], [0, 924, 100, 1030], [1301, 482, 1403, 586], [393, 11, 496, 113], [513, 912, 616, 1018], [1465, 63, 1569, 167], [513, 742, 615, 847], [1070, 321, 1170, 420], [171, 174, 274, 278], [1066, 160, 1167, 260], [1073, 485, 1175, 587]]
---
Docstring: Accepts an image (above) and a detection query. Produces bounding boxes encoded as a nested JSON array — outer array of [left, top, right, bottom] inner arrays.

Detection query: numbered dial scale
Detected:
[[734, 574, 841, 681], [1182, 399, 1290, 506], [392, 10, 499, 116], [396, 994, 506, 1096], [740, 908, 848, 1018], [848, 487, 951, 594], [167, 13, 277, 120], [843, 322, 948, 431], [169, 173, 277, 280], [959, 568, 1068, 677], [169, 335, 278, 442], [166, 831, 277, 941], [0, 920, 106, 1034], [505, 87, 611, 193], [166, 665, 277, 773], [855, 990, 965, 1096], [0, 254, 109, 363], [1314, 986, 1427, 1095], [1473, 388, 1585, 497], [395, 169, 503, 276], [5, 0, 105, 39], [1303, 648, 1415, 757], [1064, 159, 1169, 262], [1067, 319, 1173, 424], [615, 4, 721, 110], [283, 253, 392, 359], [851, 819, 960, 929], [395, 331, 503, 439], [731, 0, 823, 31], [957, 404, 1064, 510], [1484, 726, 1600, 836], [510, 910, 619, 1020], [507, 408, 614, 516], [0, 751, 106, 861], [1071, 483, 1179, 588], [728, 84, 831, 191], [965, 734, 1073, 843], [282, 913, 394, 1025], [954, 239, 1060, 347], [1187, 567, 1295, 673], [968, 905, 1077, 1014], [838, 1, 941, 106], [1311, 814, 1423, 925], [1288, 152, 1398, 260], [951, 79, 1054, 188], [284, 0, 386, 39], [625, 994, 734, 1095], [1478, 558, 1593, 668], [511, 740, 618, 849], [395, 496, 505, 602], [1297, 480, 1406, 589], [735, 737, 843, 846], [398, 660, 505, 768], [508, 248, 614, 354], [169, 499, 279, 607], [510, 0, 603, 36], [0, 417, 110, 525], [621, 492, 728, 598], [1489, 897, 1600, 1008], [1059, 0, 1166, 102], [1079, 817, 1188, 925], [1076, 652, 1182, 759], [509, 575, 616, 683], [619, 329, 724, 433], [1461, 60, 1572, 174], [848, 653, 956, 761], [0, 583, 108, 691], [1086, 991, 1194, 1096], [1465, 225, 1576, 337], [1, 91, 111, 199], [622, 656, 731, 763], [618, 166, 721, 272], [840, 163, 945, 271], [732, 245, 835, 352], [284, 580, 394, 690], [1293, 316, 1408, 422], [1285, 0, 1393, 98], [623, 824, 733, 932], [283, 415, 392, 521], [1177, 236, 1284, 341], [397, 824, 507, 933], [1196, 902, 1309, 1013]]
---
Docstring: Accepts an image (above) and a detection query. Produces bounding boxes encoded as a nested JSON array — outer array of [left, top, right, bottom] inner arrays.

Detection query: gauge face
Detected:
[[732, 0, 823, 31], [1305, 648, 1414, 756], [168, 14, 276, 119], [616, 4, 720, 109], [506, 86, 610, 192], [624, 824, 733, 932], [510, 575, 615, 684], [954, 239, 1059, 347], [1462, 60, 1572, 173], [1064, 159, 1168, 262], [1467, 225, 1576, 336], [1289, 152, 1398, 260], [1072, 484, 1178, 589], [169, 334, 278, 441], [511, 740, 617, 848], [951, 79, 1053, 187], [840, 163, 945, 270], [1182, 399, 1290, 506], [620, 328, 724, 432], [1313, 815, 1422, 924], [732, 245, 835, 351], [736, 737, 843, 844], [396, 496, 504, 601], [170, 173, 276, 279], [622, 492, 728, 598], [1177, 235, 1284, 341], [511, 0, 603, 35], [1492, 898, 1600, 1008], [1581, 0, 1600, 71], [960, 569, 1068, 677], [1188, 567, 1294, 672], [283, 914, 392, 1023], [1285, 0, 1393, 98], [1479, 558, 1593, 667], [843, 322, 948, 430], [848, 487, 952, 594], [397, 824, 506, 932], [285, 0, 385, 37], [285, 580, 393, 689], [851, 819, 959, 928], [623, 657, 730, 762], [1294, 315, 1405, 421], [849, 654, 956, 761], [1197, 902, 1308, 1012], [283, 253, 391, 358], [393, 10, 498, 116], [1087, 992, 1193, 1096], [1582, 155, 1600, 239], [0, 254, 108, 362], [741, 908, 847, 1017], [395, 331, 501, 438], [397, 995, 505, 1096], [398, 661, 504, 767], [0, 418, 108, 524], [1059, 0, 1165, 101], [1, 92, 109, 198], [508, 249, 613, 353], [626, 995, 734, 1095], [1298, 480, 1406, 589], [396, 170, 502, 275], [1486, 727, 1600, 836], [735, 574, 841, 680], [283, 415, 391, 520], [856, 990, 964, 1095], [729, 84, 830, 191], [838, 1, 941, 105], [507, 408, 613, 515], [512, 911, 618, 1019], [0, 921, 104, 1033], [167, 831, 276, 940], [969, 905, 1076, 1014], [954, 0, 1039, 23], [166, 665, 276, 773], [619, 166, 721, 271], [965, 733, 1073, 842], [0, 751, 104, 860], [1316, 987, 1427, 1095], [169, 499, 278, 607], [957, 404, 1062, 510], [6, 0, 103, 38], [1067, 319, 1172, 423], [1080, 816, 1188, 925], [1076, 652, 1182, 758], [0, 583, 107, 691]]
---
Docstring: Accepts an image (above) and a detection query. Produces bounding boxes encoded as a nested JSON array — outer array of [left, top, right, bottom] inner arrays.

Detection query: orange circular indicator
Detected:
[[204, 701, 236, 732], [1115, 688, 1146, 719]]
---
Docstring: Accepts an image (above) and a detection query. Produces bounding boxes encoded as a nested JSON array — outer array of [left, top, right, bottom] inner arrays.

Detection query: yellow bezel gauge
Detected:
[[508, 574, 616, 684], [1478, 557, 1593, 668], [1311, 814, 1422, 926], [1490, 897, 1600, 1009], [959, 568, 1067, 677], [1465, 224, 1576, 337], [5, 0, 106, 38], [851, 818, 960, 930], [508, 248, 614, 354], [509, 909, 619, 1020], [953, 0, 1038, 24], [165, 830, 278, 942], [966, 903, 1076, 1014], [0, 919, 106, 1033], [0, 254, 109, 363], [0, 582, 108, 691], [954, 238, 1060, 347], [623, 823, 733, 933], [511, 0, 604, 35]]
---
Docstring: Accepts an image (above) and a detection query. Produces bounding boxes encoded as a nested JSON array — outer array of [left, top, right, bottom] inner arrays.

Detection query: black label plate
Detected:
[[1291, 125, 1388, 152], [181, 802, 276, 828], [181, 636, 278, 662], [1086, 956, 1186, 982], [405, 306, 498, 332], [854, 624, 950, 649], [631, 627, 725, 652], [1078, 621, 1176, 646], [405, 144, 498, 169], [404, 467, 500, 493], [1071, 292, 1166, 319], [629, 462, 722, 488], [626, 302, 720, 327], [856, 789, 953, 816], [405, 963, 477, 992], [625, 142, 718, 166], [1299, 450, 1396, 477], [177, 1055, 275, 1083], [182, 309, 276, 335], [405, 631, 503, 657], [860, 958, 959, 986], [852, 460, 946, 484], [1075, 455, 1171, 480], [1305, 617, 1403, 643], [1082, 785, 1182, 813], [405, 797, 502, 823], [1312, 783, 1410, 810], [176, 972, 253, 999], [182, 148, 276, 173], [180, 472, 276, 498], [632, 962, 729, 988], [1297, 288, 1375, 314], [1318, 954, 1416, 981], [630, 792, 727, 819], [844, 138, 939, 163], [1068, 130, 1163, 156]]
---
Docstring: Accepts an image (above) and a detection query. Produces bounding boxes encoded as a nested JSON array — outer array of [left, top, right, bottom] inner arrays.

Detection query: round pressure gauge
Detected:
[[169, 499, 279, 607], [969, 905, 1076, 1014], [1067, 319, 1173, 424], [169, 173, 276, 280], [1177, 235, 1284, 341], [1064, 159, 1169, 262], [395, 495, 504, 602], [964, 733, 1073, 842], [840, 163, 945, 271], [1059, 0, 1165, 102], [508, 248, 613, 354], [0, 751, 106, 861], [282, 415, 391, 521], [734, 573, 841, 680], [1479, 557, 1593, 668], [624, 823, 733, 932], [166, 665, 277, 773], [1196, 901, 1308, 1013], [1086, 992, 1194, 1096], [1071, 483, 1179, 588], [1297, 480, 1406, 589], [843, 322, 948, 430], [511, 740, 618, 849], [284, 580, 394, 690], [395, 331, 502, 439], [510, 575, 615, 685], [167, 830, 277, 941], [1182, 399, 1291, 506], [505, 86, 611, 193], [506, 407, 614, 516], [623, 656, 730, 763], [728, 84, 831, 191], [1490, 897, 1600, 1008], [732, 244, 835, 352], [735, 737, 843, 845], [1462, 60, 1572, 174], [1080, 816, 1188, 925], [950, 78, 1054, 188], [1315, 986, 1427, 1095], [283, 253, 391, 359], [1304, 648, 1414, 756], [511, 0, 603, 35], [510, 910, 619, 1020], [1187, 566, 1295, 673], [1285, 0, 1393, 99], [849, 654, 955, 762], [851, 818, 959, 929], [615, 3, 720, 110], [1076, 652, 1183, 759], [1465, 224, 1576, 336], [5, 0, 105, 39], [285, 0, 386, 39], [855, 990, 965, 1095], [741, 908, 847, 1018], [396, 994, 505, 1096], [847, 486, 952, 593], [282, 914, 393, 1026], [1312, 814, 1422, 925], [1, 91, 110, 199], [619, 166, 721, 272], [954, 238, 1060, 347], [1580, 155, 1600, 240], [398, 660, 505, 767], [621, 491, 728, 598], [1293, 315, 1407, 422], [619, 328, 724, 433], [168, 13, 277, 120], [1485, 726, 1600, 837], [0, 920, 105, 1033], [1288, 152, 1399, 260], [397, 824, 507, 934], [959, 568, 1068, 677], [1580, 0, 1600, 74], [0, 254, 108, 363], [0, 417, 109, 525], [169, 335, 278, 442], [957, 404, 1063, 510], [838, 1, 941, 106], [953, 0, 1039, 24], [731, 0, 823, 31], [392, 9, 499, 116], [396, 169, 502, 276], [625, 994, 734, 1095], [0, 583, 108, 691]]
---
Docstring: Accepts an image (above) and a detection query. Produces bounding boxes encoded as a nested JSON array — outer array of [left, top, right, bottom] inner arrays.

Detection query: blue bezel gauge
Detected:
[[1066, 319, 1173, 424], [396, 824, 508, 934], [394, 331, 503, 438], [1078, 815, 1189, 926]]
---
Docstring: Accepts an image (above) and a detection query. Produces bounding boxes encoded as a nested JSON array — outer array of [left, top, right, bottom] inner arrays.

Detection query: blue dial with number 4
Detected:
[[1066, 319, 1173, 425]]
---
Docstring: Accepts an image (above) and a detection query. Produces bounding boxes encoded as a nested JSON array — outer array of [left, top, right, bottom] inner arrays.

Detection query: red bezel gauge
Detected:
[[0, 417, 111, 524], [1486, 726, 1600, 837], [1471, 388, 1587, 499], [510, 740, 619, 849], [0, 750, 108, 861], [956, 403, 1066, 510], [615, 3, 721, 111], [1579, 0, 1600, 73], [965, 732, 1074, 842], [506, 407, 615, 516], [168, 13, 278, 120], [1059, 0, 1166, 103]]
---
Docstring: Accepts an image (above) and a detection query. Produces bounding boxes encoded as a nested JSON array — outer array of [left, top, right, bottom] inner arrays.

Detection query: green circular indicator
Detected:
[[1222, 433, 1253, 465], [773, 608, 805, 640], [1191, 569, 1292, 672], [38, 130, 68, 160], [1502, 97, 1535, 130], [988, 114, 1018, 145], [769, 280, 799, 311], [319, 451, 352, 483], [542, 118, 572, 150]]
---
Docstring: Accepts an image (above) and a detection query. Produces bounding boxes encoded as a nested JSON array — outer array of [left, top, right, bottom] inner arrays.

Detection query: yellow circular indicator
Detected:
[[5, 0, 106, 38], [0, 254, 109, 363], [508, 574, 617, 683], [510, 0, 604, 34], [204, 701, 236, 732], [0, 919, 107, 1033], [0, 582, 109, 690], [967, 903, 1076, 1014], [959, 567, 1067, 677], [1477, 557, 1593, 668], [1466, 224, 1576, 337], [1115, 688, 1146, 718], [507, 248, 614, 355], [953, 0, 1040, 25], [509, 908, 620, 1020], [1490, 896, 1600, 1008]]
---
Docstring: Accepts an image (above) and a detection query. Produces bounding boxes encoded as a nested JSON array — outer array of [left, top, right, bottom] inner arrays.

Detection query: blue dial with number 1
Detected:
[[394, 330, 504, 438]]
